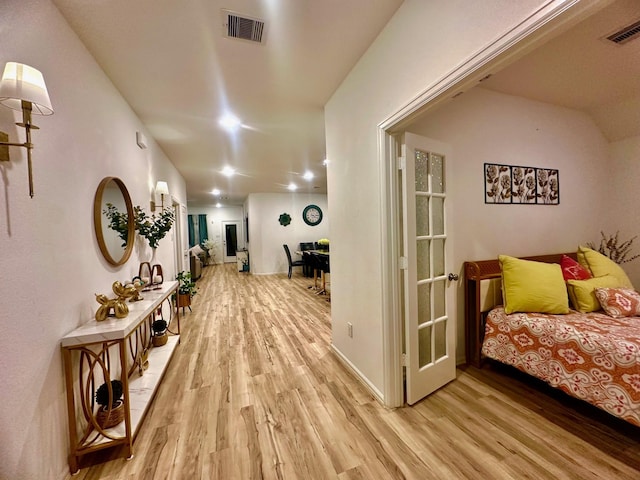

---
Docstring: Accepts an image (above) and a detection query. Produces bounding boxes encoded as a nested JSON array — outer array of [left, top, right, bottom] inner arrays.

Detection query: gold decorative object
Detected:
[[129, 276, 145, 302], [95, 281, 138, 321]]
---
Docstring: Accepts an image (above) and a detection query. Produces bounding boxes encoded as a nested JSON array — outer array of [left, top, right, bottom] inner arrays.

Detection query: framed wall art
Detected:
[[484, 163, 512, 203], [484, 163, 559, 205]]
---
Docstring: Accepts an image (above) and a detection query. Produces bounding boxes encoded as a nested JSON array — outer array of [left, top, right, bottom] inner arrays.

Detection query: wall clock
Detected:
[[302, 204, 323, 226], [278, 213, 291, 226]]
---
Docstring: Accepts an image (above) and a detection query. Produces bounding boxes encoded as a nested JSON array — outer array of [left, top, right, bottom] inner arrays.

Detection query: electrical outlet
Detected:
[[347, 322, 353, 338]]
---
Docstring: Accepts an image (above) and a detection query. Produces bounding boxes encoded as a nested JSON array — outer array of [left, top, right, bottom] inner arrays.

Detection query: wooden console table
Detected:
[[61, 281, 180, 474]]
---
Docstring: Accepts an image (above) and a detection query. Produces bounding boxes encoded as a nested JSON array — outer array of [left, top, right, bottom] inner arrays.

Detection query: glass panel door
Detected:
[[401, 132, 456, 405]]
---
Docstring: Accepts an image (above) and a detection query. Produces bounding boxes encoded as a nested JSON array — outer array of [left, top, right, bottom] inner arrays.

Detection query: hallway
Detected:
[[73, 264, 640, 479]]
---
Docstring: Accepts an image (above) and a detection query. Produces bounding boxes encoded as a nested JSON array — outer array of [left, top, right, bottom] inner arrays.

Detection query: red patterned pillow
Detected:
[[561, 254, 592, 281], [594, 288, 640, 318]]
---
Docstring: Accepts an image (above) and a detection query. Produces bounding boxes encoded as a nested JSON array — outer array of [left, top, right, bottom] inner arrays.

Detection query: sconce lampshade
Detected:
[[0, 62, 53, 115], [155, 181, 169, 196]]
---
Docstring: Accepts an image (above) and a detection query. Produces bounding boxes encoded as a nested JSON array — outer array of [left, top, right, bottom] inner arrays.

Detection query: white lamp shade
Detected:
[[0, 62, 53, 115], [155, 181, 169, 196]]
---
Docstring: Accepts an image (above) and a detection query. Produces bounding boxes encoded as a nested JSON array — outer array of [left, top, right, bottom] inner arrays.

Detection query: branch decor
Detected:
[[134, 206, 175, 249], [103, 203, 129, 247], [587, 231, 640, 264]]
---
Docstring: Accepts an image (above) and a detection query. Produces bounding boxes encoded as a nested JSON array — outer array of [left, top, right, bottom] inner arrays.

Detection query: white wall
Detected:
[[608, 135, 640, 286], [0, 1, 186, 478], [407, 87, 612, 359], [246, 193, 329, 274], [325, 0, 572, 396], [187, 205, 245, 263]]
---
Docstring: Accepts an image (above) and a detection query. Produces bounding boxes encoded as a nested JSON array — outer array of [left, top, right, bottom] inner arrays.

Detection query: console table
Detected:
[[61, 281, 180, 474]]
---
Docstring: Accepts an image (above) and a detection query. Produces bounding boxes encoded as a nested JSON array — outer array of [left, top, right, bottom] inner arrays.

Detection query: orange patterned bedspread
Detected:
[[482, 307, 640, 426]]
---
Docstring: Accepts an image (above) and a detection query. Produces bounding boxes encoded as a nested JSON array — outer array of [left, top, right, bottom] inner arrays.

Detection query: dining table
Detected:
[[297, 250, 330, 294]]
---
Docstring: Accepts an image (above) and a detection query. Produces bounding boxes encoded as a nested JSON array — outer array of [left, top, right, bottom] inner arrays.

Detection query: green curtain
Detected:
[[188, 215, 195, 247], [198, 214, 208, 244]]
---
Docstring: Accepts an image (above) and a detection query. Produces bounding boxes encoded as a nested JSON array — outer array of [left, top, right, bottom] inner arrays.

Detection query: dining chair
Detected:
[[312, 252, 330, 295], [299, 242, 314, 277], [283, 244, 305, 279]]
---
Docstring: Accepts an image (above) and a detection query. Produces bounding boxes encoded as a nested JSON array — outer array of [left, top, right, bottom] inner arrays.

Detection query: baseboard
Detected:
[[330, 344, 385, 404]]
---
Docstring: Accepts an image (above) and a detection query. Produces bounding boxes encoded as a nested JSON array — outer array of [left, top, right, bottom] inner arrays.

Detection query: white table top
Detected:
[[61, 281, 178, 348]]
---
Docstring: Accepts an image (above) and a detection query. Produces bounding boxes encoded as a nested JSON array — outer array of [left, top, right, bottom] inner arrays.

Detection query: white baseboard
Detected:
[[330, 344, 384, 404]]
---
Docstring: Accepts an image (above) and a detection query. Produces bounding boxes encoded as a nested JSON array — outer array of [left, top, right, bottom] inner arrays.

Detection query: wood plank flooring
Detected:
[[71, 264, 640, 479]]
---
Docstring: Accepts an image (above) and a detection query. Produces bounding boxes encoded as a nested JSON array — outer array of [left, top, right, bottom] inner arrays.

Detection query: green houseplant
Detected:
[[134, 206, 175, 249], [95, 380, 124, 429], [175, 271, 197, 312], [103, 203, 129, 247]]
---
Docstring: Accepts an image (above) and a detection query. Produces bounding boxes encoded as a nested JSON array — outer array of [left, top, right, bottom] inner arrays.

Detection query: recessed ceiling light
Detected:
[[303, 171, 314, 181], [211, 188, 221, 195], [219, 113, 241, 132], [216, 202, 222, 208], [323, 159, 329, 166], [221, 166, 235, 177], [288, 183, 297, 191]]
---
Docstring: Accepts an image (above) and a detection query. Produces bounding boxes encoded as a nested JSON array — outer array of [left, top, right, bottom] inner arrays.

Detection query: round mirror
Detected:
[[93, 177, 135, 266]]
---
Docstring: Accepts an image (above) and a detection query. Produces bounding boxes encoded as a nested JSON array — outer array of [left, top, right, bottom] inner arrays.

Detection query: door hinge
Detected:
[[397, 156, 406, 171], [401, 353, 407, 366], [399, 256, 408, 270]]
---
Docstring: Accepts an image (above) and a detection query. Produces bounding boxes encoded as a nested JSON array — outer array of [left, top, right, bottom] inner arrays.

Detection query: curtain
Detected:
[[188, 214, 195, 248], [198, 214, 208, 244]]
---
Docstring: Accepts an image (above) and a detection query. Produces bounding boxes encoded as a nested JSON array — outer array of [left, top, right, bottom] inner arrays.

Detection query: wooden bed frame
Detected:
[[464, 252, 577, 367]]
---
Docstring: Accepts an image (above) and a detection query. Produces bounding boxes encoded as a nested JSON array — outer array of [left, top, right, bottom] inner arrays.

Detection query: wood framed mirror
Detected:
[[93, 177, 135, 266]]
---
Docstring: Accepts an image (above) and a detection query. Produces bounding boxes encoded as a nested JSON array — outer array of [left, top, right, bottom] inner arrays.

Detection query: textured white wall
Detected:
[[325, 0, 575, 394], [246, 193, 329, 274], [0, 1, 185, 478], [608, 135, 640, 285]]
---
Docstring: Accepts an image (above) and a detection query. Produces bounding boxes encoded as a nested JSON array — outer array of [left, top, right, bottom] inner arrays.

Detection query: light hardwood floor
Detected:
[[72, 263, 640, 479]]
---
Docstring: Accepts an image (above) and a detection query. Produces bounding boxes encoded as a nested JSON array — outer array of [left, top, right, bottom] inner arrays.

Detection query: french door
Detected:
[[401, 132, 456, 405]]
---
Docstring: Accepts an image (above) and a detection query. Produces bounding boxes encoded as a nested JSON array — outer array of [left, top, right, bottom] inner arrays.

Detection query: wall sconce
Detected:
[[0, 62, 54, 197], [151, 180, 169, 211]]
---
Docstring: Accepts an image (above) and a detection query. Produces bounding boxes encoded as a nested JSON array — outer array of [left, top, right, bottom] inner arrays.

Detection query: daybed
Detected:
[[465, 248, 640, 426]]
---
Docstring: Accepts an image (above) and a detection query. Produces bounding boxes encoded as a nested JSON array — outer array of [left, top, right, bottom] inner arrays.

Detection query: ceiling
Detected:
[[478, 0, 640, 143], [53, 1, 638, 207], [52, 0, 404, 206]]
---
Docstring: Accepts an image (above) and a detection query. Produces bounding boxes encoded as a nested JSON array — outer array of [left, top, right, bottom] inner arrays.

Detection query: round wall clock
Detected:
[[278, 213, 291, 226], [302, 204, 323, 226]]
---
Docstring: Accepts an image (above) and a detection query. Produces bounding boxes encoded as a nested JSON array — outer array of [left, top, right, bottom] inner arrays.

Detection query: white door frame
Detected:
[[377, 0, 604, 407], [171, 200, 187, 275]]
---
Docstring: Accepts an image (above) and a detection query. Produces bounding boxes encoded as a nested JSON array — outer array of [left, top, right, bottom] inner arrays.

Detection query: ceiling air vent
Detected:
[[222, 9, 265, 44], [606, 19, 640, 45]]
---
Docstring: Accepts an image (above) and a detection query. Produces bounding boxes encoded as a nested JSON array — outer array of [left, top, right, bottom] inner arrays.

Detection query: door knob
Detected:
[[448, 273, 459, 281]]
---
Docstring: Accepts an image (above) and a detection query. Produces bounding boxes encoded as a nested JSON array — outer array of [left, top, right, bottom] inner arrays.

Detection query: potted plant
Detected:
[[95, 379, 124, 429], [151, 319, 168, 346], [175, 271, 197, 312]]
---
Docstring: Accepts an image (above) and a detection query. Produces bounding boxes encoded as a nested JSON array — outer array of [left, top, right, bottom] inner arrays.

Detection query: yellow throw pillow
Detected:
[[499, 255, 569, 314], [567, 275, 622, 313], [577, 246, 634, 289]]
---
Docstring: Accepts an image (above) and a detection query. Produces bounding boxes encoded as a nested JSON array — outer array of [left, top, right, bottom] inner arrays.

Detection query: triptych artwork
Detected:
[[484, 163, 559, 205]]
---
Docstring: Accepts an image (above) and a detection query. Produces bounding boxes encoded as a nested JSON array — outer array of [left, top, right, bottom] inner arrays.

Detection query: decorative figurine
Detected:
[[95, 281, 138, 321]]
